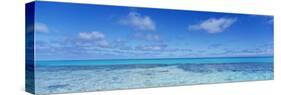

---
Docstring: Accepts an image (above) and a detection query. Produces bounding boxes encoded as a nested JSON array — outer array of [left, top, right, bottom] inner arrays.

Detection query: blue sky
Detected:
[[32, 1, 274, 60]]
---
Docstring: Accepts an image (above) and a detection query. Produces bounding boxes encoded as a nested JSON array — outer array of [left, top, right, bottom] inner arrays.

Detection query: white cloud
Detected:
[[35, 22, 49, 33], [79, 31, 105, 40], [95, 40, 110, 48], [146, 34, 160, 41], [78, 31, 111, 48], [188, 18, 236, 33], [134, 33, 161, 41], [120, 12, 156, 31], [136, 44, 167, 51]]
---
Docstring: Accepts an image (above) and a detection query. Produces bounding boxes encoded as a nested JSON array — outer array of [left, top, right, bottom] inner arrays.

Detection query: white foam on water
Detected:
[[35, 65, 273, 94]]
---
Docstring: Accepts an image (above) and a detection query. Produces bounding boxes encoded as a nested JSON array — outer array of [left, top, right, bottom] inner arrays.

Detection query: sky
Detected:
[[31, 1, 274, 60]]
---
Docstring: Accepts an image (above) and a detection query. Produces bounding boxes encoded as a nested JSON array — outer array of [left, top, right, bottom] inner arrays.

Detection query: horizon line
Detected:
[[35, 55, 273, 61]]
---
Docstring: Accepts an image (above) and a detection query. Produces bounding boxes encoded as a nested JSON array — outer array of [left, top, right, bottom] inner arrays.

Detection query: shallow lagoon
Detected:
[[34, 57, 273, 94]]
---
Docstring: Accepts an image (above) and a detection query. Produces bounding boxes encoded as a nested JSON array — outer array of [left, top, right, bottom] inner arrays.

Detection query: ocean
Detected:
[[36, 57, 273, 66], [34, 57, 273, 94]]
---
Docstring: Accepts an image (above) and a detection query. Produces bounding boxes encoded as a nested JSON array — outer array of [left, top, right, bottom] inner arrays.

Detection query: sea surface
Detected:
[[34, 57, 273, 94]]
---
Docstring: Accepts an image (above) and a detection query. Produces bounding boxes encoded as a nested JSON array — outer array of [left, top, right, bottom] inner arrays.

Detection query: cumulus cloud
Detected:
[[188, 17, 236, 33], [78, 31, 111, 48], [79, 31, 105, 40], [35, 22, 49, 33], [119, 11, 156, 31]]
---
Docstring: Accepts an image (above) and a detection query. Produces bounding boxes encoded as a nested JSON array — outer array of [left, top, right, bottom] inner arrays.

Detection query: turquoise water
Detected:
[[36, 57, 273, 66], [34, 56, 273, 94]]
